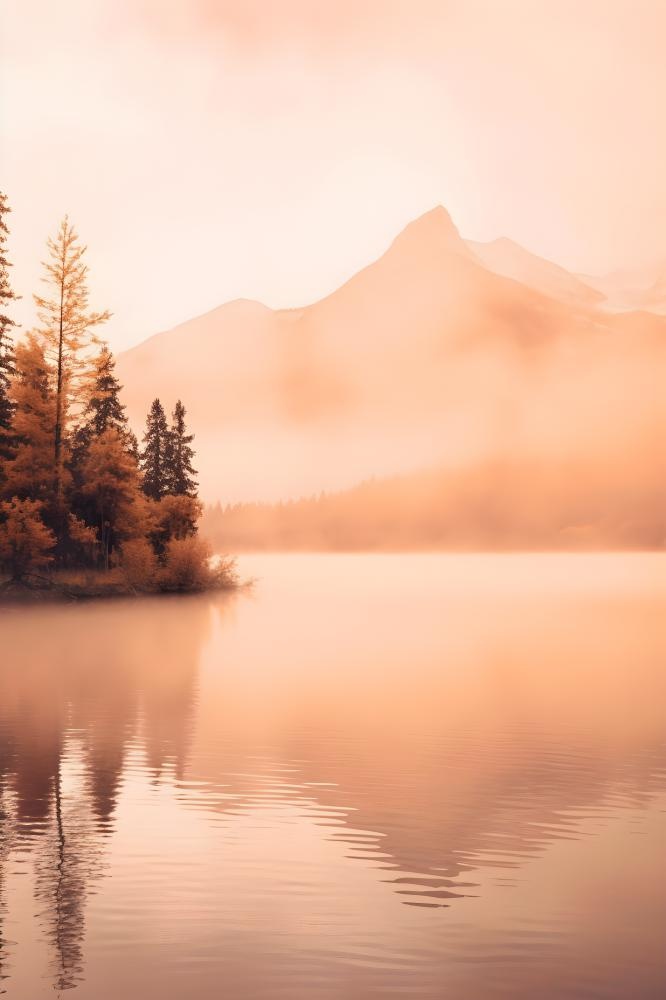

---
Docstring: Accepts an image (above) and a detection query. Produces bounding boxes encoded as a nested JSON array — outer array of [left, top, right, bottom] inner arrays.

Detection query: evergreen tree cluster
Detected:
[[0, 193, 215, 592], [0, 191, 18, 468], [140, 398, 197, 501]]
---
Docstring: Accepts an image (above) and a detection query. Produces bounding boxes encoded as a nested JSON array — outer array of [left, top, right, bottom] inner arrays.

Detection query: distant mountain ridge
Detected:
[[467, 237, 605, 308], [117, 206, 665, 516], [578, 263, 666, 314]]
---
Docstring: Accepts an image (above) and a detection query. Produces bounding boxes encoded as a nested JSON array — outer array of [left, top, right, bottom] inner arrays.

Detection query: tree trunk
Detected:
[[54, 269, 65, 501]]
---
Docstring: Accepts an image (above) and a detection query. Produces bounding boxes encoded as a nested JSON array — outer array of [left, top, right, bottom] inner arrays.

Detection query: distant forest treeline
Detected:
[[0, 192, 231, 593], [203, 455, 666, 552]]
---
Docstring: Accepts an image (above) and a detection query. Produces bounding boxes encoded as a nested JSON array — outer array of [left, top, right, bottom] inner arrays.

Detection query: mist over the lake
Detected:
[[2, 3, 665, 1000]]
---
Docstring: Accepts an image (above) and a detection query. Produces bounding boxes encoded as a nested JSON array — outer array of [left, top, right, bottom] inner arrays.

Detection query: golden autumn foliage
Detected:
[[5, 335, 59, 502], [153, 493, 202, 544], [79, 428, 146, 569], [67, 512, 99, 565], [0, 498, 55, 579], [119, 537, 158, 590], [0, 212, 234, 598], [159, 535, 215, 592], [68, 512, 98, 547], [33, 217, 111, 498], [80, 430, 140, 518]]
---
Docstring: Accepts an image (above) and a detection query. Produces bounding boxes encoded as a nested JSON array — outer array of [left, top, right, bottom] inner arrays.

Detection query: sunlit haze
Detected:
[[1, 8, 665, 997], [2, 0, 665, 349]]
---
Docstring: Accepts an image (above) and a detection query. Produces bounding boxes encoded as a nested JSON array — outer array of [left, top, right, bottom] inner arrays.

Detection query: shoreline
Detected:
[[0, 564, 240, 604]]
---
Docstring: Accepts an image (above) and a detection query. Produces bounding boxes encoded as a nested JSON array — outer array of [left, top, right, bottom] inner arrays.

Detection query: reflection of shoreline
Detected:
[[180, 554, 666, 895], [0, 593, 223, 992], [0, 557, 665, 993], [0, 777, 11, 994]]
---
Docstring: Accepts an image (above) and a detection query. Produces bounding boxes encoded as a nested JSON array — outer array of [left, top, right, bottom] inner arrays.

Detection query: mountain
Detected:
[[117, 206, 665, 515], [467, 237, 604, 308], [579, 263, 666, 314], [644, 270, 666, 311]]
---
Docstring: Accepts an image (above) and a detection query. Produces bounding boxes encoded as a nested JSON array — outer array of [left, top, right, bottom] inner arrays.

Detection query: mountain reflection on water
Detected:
[[0, 554, 665, 999]]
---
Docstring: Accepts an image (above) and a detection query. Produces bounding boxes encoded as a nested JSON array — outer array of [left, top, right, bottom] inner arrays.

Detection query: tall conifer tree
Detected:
[[140, 399, 169, 500], [166, 400, 197, 497], [71, 345, 129, 464], [2, 336, 57, 504], [81, 428, 143, 570], [80, 346, 127, 438], [70, 345, 135, 543], [0, 192, 18, 468], [33, 217, 110, 502]]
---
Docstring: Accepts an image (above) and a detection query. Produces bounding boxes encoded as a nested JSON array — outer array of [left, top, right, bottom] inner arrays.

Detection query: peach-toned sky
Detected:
[[1, 0, 665, 350]]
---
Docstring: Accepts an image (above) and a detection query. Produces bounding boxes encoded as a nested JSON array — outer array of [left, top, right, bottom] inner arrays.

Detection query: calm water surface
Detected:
[[0, 554, 665, 999]]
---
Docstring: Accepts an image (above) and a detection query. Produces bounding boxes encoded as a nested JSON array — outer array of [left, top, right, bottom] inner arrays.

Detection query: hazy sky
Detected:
[[2, 0, 665, 350]]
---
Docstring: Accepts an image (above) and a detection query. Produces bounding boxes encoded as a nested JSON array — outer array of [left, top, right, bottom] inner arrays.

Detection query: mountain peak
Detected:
[[415, 204, 457, 225], [391, 205, 473, 260], [487, 236, 520, 250]]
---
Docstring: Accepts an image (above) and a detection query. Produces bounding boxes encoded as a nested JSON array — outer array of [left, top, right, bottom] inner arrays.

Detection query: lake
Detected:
[[1, 553, 665, 999]]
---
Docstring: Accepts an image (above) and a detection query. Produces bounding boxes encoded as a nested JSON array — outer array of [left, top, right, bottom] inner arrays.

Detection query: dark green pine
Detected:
[[140, 398, 169, 500], [166, 399, 198, 497]]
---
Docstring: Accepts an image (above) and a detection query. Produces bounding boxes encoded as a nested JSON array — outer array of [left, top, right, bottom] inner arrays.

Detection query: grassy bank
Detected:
[[0, 556, 238, 604]]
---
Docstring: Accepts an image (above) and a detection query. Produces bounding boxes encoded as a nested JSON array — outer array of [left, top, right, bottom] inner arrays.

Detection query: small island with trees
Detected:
[[0, 192, 236, 600]]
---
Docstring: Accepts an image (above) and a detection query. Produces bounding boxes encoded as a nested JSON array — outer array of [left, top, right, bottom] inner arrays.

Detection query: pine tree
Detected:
[[70, 345, 129, 467], [152, 493, 202, 553], [69, 346, 130, 543], [80, 428, 144, 570], [33, 217, 110, 503], [140, 399, 169, 500], [125, 429, 139, 462], [0, 192, 19, 469], [166, 400, 197, 496], [2, 335, 57, 504], [80, 345, 128, 439]]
